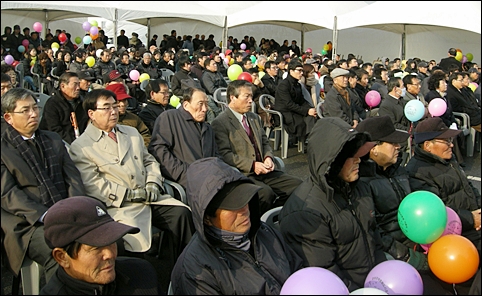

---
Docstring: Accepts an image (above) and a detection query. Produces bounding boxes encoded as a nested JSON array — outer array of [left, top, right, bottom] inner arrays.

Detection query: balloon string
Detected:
[[452, 283, 458, 295]]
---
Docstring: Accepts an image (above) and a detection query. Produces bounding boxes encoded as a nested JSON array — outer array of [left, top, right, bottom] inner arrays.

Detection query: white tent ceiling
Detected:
[[2, 1, 480, 62]]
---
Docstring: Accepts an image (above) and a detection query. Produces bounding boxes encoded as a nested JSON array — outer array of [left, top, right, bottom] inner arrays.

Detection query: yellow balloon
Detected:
[[139, 73, 150, 82], [323, 44, 330, 51], [468, 83, 477, 92], [85, 56, 95, 67], [30, 60, 35, 66], [229, 59, 234, 65], [259, 71, 265, 79], [90, 20, 98, 27], [51, 42, 60, 49], [455, 51, 463, 61], [170, 95, 180, 108]]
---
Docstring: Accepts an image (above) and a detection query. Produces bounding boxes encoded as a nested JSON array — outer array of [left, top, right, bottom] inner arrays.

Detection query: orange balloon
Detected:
[[90, 33, 98, 40], [456, 48, 462, 53], [428, 235, 479, 284]]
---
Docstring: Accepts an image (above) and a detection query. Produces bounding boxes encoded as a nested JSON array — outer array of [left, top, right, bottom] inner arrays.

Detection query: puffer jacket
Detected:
[[279, 117, 386, 292], [358, 158, 414, 260], [406, 145, 481, 233], [171, 157, 303, 295]]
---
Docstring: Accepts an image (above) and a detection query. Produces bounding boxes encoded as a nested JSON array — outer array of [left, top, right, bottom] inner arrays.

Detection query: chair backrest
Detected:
[[15, 63, 24, 87], [316, 100, 324, 118], [140, 79, 150, 92], [260, 206, 283, 230], [159, 68, 175, 89], [32, 92, 51, 120], [163, 179, 188, 206], [50, 67, 60, 80], [259, 94, 283, 127], [213, 87, 228, 111]]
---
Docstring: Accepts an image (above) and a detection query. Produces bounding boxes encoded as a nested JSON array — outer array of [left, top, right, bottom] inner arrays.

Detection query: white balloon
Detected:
[[96, 49, 103, 58], [52, 47, 59, 53], [350, 288, 388, 295]]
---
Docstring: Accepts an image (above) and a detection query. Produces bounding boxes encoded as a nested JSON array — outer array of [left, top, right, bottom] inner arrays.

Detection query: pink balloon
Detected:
[[33, 22, 43, 33], [428, 98, 447, 117], [129, 70, 140, 81], [22, 39, 30, 47], [219, 53, 225, 59], [365, 90, 381, 107], [461, 55, 468, 64], [4, 55, 14, 65], [90, 26, 98, 36], [240, 43, 246, 50], [306, 48, 312, 53], [421, 207, 462, 253]]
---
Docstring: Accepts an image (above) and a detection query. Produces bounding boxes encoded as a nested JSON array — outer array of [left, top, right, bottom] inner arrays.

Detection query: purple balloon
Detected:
[[90, 26, 98, 36], [240, 43, 247, 50], [82, 21, 91, 32], [4, 54, 14, 65], [281, 267, 349, 295], [461, 55, 468, 64], [365, 260, 423, 295]]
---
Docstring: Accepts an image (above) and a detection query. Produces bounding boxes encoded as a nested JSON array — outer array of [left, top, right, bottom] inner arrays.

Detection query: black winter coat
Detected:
[[39, 90, 88, 144], [447, 84, 481, 126], [279, 117, 386, 292], [425, 90, 456, 127], [171, 157, 303, 294], [358, 158, 414, 260], [406, 146, 481, 234]]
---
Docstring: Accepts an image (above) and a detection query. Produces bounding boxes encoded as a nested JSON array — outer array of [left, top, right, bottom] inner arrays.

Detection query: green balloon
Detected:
[[321, 49, 327, 55], [75, 36, 82, 44], [466, 53, 473, 62], [227, 64, 243, 81], [250, 55, 256, 64], [398, 191, 447, 244]]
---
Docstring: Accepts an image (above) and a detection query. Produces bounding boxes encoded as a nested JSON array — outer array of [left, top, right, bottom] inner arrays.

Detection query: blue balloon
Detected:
[[83, 35, 92, 45], [404, 99, 425, 122]]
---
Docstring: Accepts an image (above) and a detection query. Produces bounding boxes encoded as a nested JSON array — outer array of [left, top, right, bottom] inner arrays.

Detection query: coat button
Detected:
[[131, 175, 134, 180], [141, 171, 145, 175], [114, 158, 119, 162], [134, 156, 138, 160]]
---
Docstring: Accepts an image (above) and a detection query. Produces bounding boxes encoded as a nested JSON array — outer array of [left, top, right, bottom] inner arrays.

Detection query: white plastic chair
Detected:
[[260, 206, 283, 231], [454, 112, 479, 157], [212, 87, 228, 112]]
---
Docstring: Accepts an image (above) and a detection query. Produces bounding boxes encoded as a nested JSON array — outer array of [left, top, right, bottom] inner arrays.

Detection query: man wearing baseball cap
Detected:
[[406, 117, 481, 252], [171, 157, 303, 294], [40, 196, 161, 294]]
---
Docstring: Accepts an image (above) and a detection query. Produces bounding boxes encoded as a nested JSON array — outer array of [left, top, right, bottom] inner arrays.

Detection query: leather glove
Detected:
[[407, 248, 429, 271], [126, 188, 147, 203], [145, 182, 163, 202]]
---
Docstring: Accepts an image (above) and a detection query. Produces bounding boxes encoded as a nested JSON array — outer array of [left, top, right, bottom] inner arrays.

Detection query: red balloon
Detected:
[[12, 60, 20, 67], [58, 33, 67, 43], [237, 72, 253, 83]]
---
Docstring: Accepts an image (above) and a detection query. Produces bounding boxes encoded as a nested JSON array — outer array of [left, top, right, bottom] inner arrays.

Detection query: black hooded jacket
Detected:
[[279, 117, 386, 292], [171, 157, 303, 295]]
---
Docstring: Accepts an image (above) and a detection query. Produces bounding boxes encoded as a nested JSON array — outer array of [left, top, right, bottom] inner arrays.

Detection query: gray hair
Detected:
[[2, 88, 35, 113], [143, 52, 152, 59]]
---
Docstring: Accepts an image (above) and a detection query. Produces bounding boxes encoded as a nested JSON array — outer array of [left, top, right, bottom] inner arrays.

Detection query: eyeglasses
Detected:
[[294, 68, 304, 73], [157, 91, 170, 95], [10, 106, 42, 115], [270, 66, 279, 70], [96, 105, 119, 112], [432, 138, 454, 145]]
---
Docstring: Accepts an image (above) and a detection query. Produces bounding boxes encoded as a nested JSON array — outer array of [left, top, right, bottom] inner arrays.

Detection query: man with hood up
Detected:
[[279, 117, 387, 292], [171, 157, 303, 295]]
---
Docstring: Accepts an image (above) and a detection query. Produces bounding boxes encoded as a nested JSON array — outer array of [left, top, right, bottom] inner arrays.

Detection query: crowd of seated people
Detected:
[[1, 24, 481, 295]]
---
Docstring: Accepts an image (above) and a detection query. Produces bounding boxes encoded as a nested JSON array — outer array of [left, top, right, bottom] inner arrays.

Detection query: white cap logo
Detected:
[[96, 206, 106, 217]]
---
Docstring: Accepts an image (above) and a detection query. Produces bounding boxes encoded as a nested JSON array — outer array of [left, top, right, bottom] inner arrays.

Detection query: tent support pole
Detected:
[[401, 24, 406, 60], [44, 9, 49, 38], [114, 9, 118, 48], [332, 16, 338, 60], [222, 16, 228, 53], [147, 18, 151, 45]]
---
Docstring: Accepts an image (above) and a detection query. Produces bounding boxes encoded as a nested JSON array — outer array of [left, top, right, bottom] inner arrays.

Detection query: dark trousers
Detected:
[[150, 205, 194, 261], [249, 170, 303, 215], [27, 224, 58, 283]]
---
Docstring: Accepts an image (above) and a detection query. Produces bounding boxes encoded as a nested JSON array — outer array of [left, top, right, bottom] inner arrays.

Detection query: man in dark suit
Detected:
[[211, 80, 302, 214], [1, 88, 86, 283], [260, 60, 279, 97], [439, 48, 462, 72]]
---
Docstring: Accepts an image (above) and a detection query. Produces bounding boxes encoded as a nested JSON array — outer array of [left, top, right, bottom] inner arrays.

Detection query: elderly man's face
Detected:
[[4, 96, 40, 138], [58, 242, 117, 285], [205, 204, 251, 234], [424, 138, 454, 160], [151, 83, 170, 106], [183, 90, 208, 122], [88, 96, 118, 132], [60, 77, 80, 100]]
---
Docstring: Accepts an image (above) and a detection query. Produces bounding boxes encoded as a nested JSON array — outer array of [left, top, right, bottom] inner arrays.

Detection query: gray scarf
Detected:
[[205, 225, 251, 252]]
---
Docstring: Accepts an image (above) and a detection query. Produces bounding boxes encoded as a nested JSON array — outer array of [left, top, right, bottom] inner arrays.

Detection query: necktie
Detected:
[[108, 131, 117, 143], [242, 116, 252, 137]]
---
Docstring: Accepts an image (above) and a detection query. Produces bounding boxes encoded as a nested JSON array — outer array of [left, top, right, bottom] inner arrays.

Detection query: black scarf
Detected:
[[6, 125, 67, 207]]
